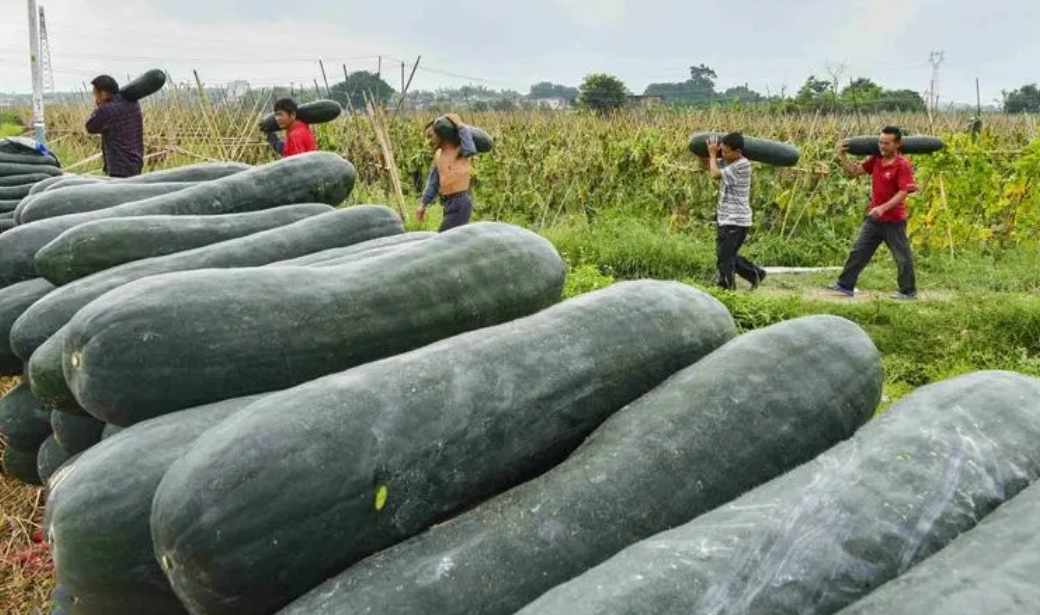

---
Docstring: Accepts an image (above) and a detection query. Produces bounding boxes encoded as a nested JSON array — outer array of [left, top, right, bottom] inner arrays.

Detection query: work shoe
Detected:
[[828, 283, 854, 297], [890, 291, 917, 301]]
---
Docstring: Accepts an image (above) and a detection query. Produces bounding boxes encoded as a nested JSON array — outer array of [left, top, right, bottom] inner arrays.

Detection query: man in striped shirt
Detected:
[[701, 132, 766, 290]]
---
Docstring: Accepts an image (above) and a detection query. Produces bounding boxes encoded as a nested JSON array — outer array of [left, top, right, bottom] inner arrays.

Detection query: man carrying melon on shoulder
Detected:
[[698, 132, 767, 291], [829, 125, 918, 300], [262, 98, 318, 158], [417, 113, 478, 232], [85, 75, 144, 178]]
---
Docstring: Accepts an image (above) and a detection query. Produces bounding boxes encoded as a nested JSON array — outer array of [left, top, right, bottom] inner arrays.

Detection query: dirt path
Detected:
[[761, 286, 957, 303], [752, 267, 957, 303]]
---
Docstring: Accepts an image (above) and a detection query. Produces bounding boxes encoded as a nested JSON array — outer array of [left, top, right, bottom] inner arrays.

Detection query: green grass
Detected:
[[543, 215, 1040, 410], [0, 123, 23, 138]]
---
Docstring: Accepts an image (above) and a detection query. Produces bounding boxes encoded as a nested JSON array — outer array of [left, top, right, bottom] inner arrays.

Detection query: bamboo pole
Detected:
[[365, 91, 407, 220], [192, 69, 231, 161]]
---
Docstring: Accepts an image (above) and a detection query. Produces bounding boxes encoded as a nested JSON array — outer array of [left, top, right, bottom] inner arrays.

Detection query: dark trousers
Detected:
[[837, 218, 916, 294], [716, 225, 765, 290], [439, 191, 473, 232]]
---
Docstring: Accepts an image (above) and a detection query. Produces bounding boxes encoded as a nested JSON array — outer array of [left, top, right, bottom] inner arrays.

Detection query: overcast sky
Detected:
[[0, 0, 1036, 105]]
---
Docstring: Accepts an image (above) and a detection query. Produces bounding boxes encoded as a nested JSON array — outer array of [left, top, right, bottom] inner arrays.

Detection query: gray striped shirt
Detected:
[[717, 157, 752, 227]]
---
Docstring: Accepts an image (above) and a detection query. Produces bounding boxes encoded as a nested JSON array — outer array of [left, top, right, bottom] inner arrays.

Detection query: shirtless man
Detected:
[[417, 114, 477, 232]]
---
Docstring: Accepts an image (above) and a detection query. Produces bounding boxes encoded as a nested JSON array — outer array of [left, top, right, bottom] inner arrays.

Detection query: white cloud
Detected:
[[553, 0, 627, 29], [0, 0, 426, 92], [821, 0, 938, 63]]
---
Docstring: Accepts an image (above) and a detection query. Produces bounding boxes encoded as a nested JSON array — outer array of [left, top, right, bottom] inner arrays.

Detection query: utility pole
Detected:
[[39, 5, 54, 94], [928, 50, 945, 113], [27, 0, 46, 145]]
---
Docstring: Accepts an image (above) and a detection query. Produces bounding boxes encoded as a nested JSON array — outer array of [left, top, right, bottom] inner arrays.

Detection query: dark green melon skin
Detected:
[[120, 68, 167, 102], [104, 161, 249, 184], [64, 221, 565, 426], [36, 177, 106, 193], [0, 278, 54, 374], [279, 315, 883, 615], [36, 434, 72, 486], [0, 162, 63, 177], [25, 163, 246, 216], [11, 205, 402, 362], [0, 183, 38, 200], [0, 199, 22, 214], [18, 182, 198, 225], [51, 410, 104, 456], [519, 370, 1040, 615], [100, 423, 123, 440], [0, 151, 355, 286], [43, 394, 266, 615], [0, 218, 15, 233], [846, 134, 944, 156], [26, 174, 71, 195], [16, 179, 94, 221], [51, 584, 75, 615], [431, 118, 494, 153], [30, 221, 401, 413], [0, 381, 53, 451], [35, 203, 334, 285], [2, 442, 41, 485], [0, 151, 60, 166], [151, 279, 736, 615], [29, 330, 79, 411], [259, 99, 342, 133], [0, 173, 53, 187], [470, 127, 494, 153], [835, 477, 1040, 615], [302, 244, 414, 268], [265, 231, 435, 267], [688, 131, 800, 166]]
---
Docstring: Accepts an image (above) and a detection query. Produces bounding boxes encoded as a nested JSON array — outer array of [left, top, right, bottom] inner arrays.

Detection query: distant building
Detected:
[[627, 94, 662, 107], [531, 97, 569, 110], [226, 80, 250, 100]]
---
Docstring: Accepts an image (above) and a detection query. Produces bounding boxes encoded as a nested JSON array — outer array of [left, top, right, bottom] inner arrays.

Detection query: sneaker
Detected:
[[890, 292, 917, 301], [828, 283, 855, 297]]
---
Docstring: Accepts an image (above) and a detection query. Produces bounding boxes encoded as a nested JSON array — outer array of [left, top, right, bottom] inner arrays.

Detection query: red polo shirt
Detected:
[[862, 154, 917, 222], [283, 121, 317, 157]]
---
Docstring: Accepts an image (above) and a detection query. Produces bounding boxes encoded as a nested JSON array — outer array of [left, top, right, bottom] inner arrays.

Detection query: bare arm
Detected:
[[839, 139, 866, 177], [706, 137, 723, 180]]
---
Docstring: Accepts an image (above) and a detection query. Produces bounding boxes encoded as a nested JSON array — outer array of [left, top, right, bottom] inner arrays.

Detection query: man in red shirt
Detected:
[[263, 98, 318, 157], [830, 126, 918, 300]]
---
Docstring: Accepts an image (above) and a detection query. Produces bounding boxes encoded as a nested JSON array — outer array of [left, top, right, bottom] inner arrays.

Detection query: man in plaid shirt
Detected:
[[85, 75, 144, 177]]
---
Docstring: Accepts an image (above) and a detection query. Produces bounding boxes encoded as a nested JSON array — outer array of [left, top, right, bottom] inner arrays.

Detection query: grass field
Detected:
[[2, 102, 1040, 612], [0, 376, 52, 615]]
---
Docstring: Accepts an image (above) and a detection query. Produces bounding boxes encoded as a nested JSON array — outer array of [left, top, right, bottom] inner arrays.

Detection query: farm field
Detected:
[[2, 100, 1040, 613], [14, 100, 1037, 392]]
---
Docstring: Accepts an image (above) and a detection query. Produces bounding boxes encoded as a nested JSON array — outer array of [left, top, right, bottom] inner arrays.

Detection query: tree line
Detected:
[[215, 65, 1040, 115]]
